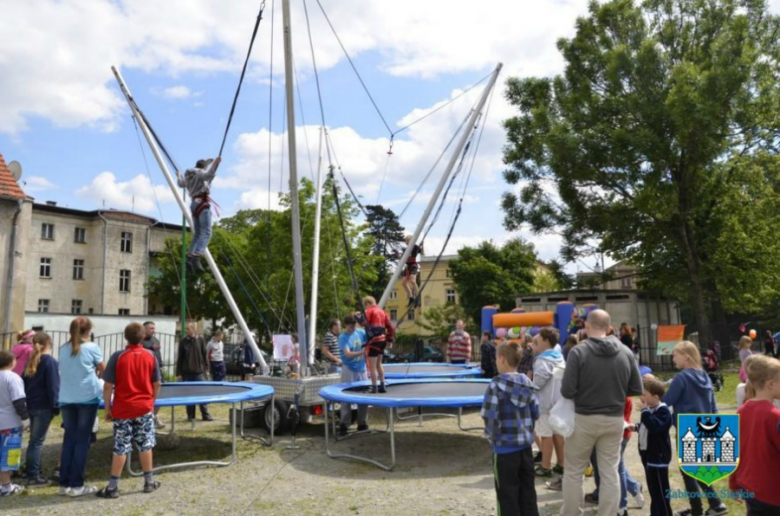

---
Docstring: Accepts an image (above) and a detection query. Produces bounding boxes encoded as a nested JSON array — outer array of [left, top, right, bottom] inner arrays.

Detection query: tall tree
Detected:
[[417, 303, 472, 339], [363, 204, 406, 298], [448, 239, 538, 325], [501, 0, 780, 338]]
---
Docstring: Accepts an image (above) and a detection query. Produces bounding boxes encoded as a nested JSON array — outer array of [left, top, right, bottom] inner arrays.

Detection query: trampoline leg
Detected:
[[239, 397, 274, 446], [324, 403, 395, 471], [418, 407, 423, 427], [457, 407, 483, 432], [389, 408, 396, 469]]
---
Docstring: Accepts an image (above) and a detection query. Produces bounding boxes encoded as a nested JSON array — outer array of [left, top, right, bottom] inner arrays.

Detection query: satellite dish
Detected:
[[8, 161, 22, 181]]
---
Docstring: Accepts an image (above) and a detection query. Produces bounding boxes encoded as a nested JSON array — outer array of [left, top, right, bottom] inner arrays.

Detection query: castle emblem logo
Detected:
[[677, 414, 739, 486]]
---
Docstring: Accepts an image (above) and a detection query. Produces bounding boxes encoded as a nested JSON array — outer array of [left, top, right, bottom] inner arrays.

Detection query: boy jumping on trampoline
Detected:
[[97, 323, 161, 498], [402, 235, 423, 307], [361, 296, 395, 394], [176, 157, 221, 273], [481, 341, 540, 516]]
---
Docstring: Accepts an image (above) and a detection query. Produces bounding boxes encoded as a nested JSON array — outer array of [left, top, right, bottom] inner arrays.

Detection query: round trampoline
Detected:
[[320, 379, 490, 470], [382, 363, 482, 379], [102, 381, 274, 475]]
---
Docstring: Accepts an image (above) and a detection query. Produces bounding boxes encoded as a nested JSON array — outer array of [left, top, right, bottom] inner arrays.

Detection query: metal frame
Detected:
[[126, 395, 274, 476], [396, 406, 483, 431]]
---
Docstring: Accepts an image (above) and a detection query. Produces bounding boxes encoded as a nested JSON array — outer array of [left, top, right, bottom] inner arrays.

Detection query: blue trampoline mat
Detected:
[[320, 378, 490, 408], [100, 381, 274, 408], [383, 363, 481, 378]]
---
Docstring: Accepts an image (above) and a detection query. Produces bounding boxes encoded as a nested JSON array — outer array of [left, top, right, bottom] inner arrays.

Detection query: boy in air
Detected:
[[632, 377, 672, 516], [361, 296, 395, 394], [481, 341, 540, 516], [401, 235, 423, 307], [97, 323, 161, 498], [176, 156, 221, 273], [0, 350, 28, 496]]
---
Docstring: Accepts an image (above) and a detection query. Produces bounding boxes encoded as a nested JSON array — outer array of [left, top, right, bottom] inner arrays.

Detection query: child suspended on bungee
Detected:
[[402, 234, 423, 308], [177, 156, 221, 273]]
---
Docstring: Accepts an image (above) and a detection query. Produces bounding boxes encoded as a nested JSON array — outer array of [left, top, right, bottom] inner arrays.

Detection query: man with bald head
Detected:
[[560, 309, 642, 516]]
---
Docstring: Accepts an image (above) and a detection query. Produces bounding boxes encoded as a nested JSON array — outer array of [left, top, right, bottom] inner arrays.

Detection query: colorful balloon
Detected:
[[496, 328, 507, 339], [749, 329, 757, 340], [507, 327, 521, 338]]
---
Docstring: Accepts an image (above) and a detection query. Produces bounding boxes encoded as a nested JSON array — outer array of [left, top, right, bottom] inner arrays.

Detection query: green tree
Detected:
[[363, 204, 406, 298], [417, 303, 472, 338], [448, 239, 538, 325], [501, 0, 780, 338]]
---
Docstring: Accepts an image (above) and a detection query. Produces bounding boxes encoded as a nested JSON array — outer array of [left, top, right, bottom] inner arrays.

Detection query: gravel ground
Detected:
[[2, 403, 740, 515]]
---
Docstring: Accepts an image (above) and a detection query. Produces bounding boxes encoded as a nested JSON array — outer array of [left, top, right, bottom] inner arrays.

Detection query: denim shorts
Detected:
[[113, 413, 156, 455], [0, 427, 23, 472]]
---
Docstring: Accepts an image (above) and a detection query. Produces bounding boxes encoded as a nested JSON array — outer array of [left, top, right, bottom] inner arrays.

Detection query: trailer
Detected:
[[249, 373, 342, 433]]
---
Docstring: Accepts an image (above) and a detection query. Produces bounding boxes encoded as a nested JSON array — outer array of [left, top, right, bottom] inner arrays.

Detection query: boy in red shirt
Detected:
[[97, 323, 161, 498], [361, 296, 395, 394], [729, 354, 780, 514]]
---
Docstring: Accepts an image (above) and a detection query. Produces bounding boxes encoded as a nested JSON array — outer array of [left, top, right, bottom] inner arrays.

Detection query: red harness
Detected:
[[193, 193, 220, 218]]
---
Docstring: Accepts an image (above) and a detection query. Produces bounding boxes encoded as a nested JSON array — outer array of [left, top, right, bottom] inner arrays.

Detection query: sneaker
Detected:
[[338, 424, 348, 437], [674, 510, 693, 516], [584, 492, 599, 505], [143, 480, 161, 493], [68, 485, 98, 497], [704, 507, 728, 516], [154, 416, 166, 429], [58, 486, 71, 496], [51, 467, 60, 481], [633, 482, 646, 509], [533, 451, 543, 463], [201, 414, 214, 422], [187, 418, 196, 423], [357, 424, 369, 432], [0, 484, 24, 497], [545, 478, 562, 491], [26, 476, 51, 488], [378, 384, 387, 394], [194, 258, 206, 273], [370, 386, 377, 394], [534, 466, 553, 478], [96, 486, 119, 499], [618, 510, 628, 516], [552, 464, 564, 475]]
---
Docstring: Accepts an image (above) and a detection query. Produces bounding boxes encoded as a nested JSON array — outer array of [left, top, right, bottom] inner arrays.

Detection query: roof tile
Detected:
[[0, 153, 25, 200]]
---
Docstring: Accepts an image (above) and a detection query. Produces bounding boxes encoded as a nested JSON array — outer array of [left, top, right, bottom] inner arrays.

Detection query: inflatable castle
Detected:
[[481, 302, 599, 342]]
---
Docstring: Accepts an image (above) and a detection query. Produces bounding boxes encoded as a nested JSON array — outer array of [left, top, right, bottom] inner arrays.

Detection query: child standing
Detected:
[[97, 322, 162, 498], [729, 354, 780, 514], [337, 315, 369, 436], [22, 332, 60, 487], [481, 341, 540, 516], [176, 156, 221, 273], [206, 331, 226, 382], [12, 330, 35, 376], [480, 332, 498, 379], [0, 350, 28, 496], [361, 296, 395, 394], [530, 328, 565, 479], [633, 377, 672, 516]]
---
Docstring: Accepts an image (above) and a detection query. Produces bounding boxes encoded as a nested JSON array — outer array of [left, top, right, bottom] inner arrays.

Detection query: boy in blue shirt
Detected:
[[338, 315, 369, 437], [481, 341, 540, 516]]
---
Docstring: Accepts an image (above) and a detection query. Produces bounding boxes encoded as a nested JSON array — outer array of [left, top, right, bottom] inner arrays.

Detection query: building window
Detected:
[[390, 290, 398, 300], [446, 269, 452, 278], [121, 232, 133, 253], [88, 308, 94, 315], [71, 299, 82, 315], [74, 227, 86, 244], [39, 257, 52, 278], [73, 259, 84, 280], [408, 310, 415, 321], [38, 299, 50, 313], [118, 308, 130, 316], [390, 309, 398, 320], [621, 277, 633, 288], [446, 289, 456, 304], [119, 269, 131, 292], [41, 223, 54, 240]]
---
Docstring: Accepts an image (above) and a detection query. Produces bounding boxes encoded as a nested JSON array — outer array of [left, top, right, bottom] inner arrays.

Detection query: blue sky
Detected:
[[3, 0, 778, 274]]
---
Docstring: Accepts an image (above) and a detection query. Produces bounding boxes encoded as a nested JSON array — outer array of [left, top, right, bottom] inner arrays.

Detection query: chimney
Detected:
[[45, 201, 57, 206]]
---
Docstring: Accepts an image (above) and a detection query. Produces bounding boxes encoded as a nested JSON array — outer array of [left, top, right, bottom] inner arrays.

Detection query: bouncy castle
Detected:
[[481, 302, 598, 343]]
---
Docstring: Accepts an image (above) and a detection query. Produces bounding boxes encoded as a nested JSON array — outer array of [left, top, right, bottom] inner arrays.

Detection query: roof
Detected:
[[32, 202, 185, 231], [0, 153, 25, 200]]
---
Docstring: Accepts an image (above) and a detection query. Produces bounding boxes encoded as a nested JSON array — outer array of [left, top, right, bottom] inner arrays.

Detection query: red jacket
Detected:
[[364, 305, 395, 346], [623, 397, 633, 440], [729, 400, 780, 506]]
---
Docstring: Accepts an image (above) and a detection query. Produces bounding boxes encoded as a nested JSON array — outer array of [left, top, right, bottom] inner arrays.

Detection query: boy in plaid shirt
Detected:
[[481, 341, 540, 516]]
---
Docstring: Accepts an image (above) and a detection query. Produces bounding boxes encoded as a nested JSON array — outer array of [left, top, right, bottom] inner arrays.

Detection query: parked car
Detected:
[[401, 345, 444, 363], [383, 348, 407, 363]]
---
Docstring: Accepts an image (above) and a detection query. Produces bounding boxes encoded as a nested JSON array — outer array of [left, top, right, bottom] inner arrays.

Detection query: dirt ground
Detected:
[[2, 402, 740, 515]]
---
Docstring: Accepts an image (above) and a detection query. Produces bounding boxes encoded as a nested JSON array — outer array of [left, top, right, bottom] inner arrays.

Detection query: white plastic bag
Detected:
[[548, 397, 575, 438]]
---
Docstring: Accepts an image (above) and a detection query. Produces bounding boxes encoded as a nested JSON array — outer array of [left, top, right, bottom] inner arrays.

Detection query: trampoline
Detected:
[[320, 378, 490, 470], [101, 381, 274, 475], [382, 363, 482, 379]]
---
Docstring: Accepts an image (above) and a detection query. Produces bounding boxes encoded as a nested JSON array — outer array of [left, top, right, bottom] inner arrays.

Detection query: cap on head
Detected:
[[196, 158, 214, 169]]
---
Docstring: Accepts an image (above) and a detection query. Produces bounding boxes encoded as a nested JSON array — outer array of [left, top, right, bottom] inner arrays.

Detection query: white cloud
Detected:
[[23, 176, 57, 193], [75, 172, 176, 214], [159, 85, 200, 99]]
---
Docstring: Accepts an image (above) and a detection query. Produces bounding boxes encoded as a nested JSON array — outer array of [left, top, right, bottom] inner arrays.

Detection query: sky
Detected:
[[2, 0, 779, 276]]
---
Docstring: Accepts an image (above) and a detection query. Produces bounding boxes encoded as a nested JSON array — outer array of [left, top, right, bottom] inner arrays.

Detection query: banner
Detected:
[[657, 325, 686, 355], [272, 334, 294, 360]]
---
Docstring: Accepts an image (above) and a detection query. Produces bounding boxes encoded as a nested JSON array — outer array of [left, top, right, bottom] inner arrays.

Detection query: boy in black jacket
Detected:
[[632, 377, 673, 516]]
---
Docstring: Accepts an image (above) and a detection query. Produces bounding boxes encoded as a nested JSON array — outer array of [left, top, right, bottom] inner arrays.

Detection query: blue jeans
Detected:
[[210, 361, 226, 382], [60, 403, 98, 488], [188, 201, 212, 255], [591, 438, 639, 509], [25, 409, 54, 478]]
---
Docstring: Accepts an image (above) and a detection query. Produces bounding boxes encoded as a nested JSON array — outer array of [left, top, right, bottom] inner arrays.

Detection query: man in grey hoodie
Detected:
[[560, 310, 643, 516]]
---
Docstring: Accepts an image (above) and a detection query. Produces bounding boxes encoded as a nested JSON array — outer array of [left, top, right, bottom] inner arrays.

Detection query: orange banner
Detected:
[[656, 325, 686, 355]]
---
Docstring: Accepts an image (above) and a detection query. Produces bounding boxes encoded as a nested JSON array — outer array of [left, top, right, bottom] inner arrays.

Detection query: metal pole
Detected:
[[282, 0, 310, 376], [378, 62, 503, 309], [111, 65, 269, 375], [180, 210, 187, 339], [308, 128, 325, 365]]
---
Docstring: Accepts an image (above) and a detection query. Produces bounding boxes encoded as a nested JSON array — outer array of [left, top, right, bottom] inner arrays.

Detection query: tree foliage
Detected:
[[363, 204, 406, 298], [448, 239, 538, 325], [501, 0, 780, 336], [417, 303, 472, 338]]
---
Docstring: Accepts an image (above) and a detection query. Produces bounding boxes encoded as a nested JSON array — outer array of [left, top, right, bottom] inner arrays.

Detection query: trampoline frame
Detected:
[[320, 379, 488, 471], [115, 382, 274, 476], [382, 362, 482, 379]]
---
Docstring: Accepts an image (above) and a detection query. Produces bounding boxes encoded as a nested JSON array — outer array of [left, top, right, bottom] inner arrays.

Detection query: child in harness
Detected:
[[177, 157, 221, 272]]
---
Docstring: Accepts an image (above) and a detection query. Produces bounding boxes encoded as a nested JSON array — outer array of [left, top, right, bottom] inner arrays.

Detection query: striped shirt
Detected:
[[447, 331, 472, 362], [323, 331, 339, 362]]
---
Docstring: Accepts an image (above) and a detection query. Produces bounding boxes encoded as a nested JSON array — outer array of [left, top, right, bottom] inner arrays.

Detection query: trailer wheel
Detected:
[[262, 399, 290, 434]]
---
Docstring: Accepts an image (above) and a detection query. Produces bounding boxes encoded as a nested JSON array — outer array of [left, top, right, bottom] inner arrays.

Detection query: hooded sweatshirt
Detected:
[[481, 372, 539, 453], [663, 368, 718, 424], [561, 335, 643, 417], [532, 349, 565, 413]]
